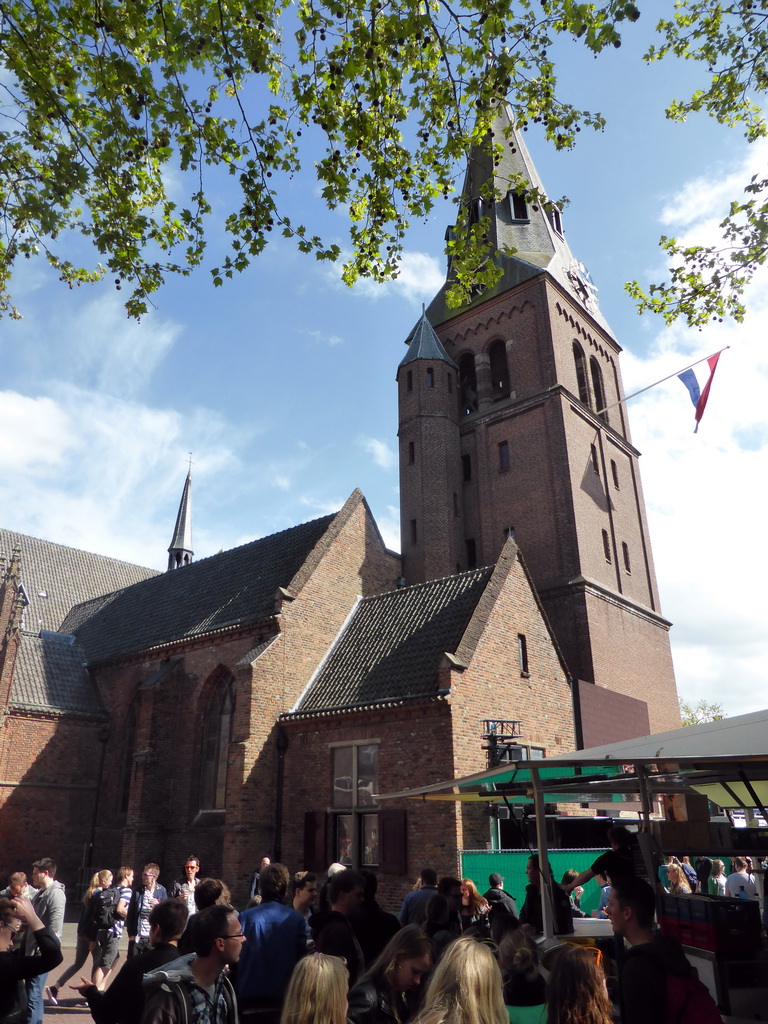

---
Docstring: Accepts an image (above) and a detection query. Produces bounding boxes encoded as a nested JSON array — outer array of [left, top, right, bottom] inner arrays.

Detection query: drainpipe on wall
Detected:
[[85, 725, 111, 874], [274, 727, 288, 862]]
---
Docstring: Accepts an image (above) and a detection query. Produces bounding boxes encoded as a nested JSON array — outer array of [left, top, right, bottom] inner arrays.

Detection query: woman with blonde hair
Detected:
[[48, 870, 110, 1003], [281, 953, 349, 1024], [459, 879, 490, 933], [349, 925, 433, 1024], [411, 934, 507, 1024], [665, 863, 692, 895], [546, 946, 612, 1024]]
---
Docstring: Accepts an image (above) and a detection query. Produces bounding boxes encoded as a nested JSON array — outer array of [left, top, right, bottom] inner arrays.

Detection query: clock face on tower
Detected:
[[566, 258, 598, 313]]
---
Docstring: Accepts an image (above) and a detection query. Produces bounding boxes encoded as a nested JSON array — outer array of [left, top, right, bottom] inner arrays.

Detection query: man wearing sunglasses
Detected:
[[141, 904, 243, 1024]]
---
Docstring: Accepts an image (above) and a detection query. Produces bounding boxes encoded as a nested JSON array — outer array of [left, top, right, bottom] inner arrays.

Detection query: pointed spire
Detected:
[[429, 103, 614, 338], [400, 309, 458, 369], [167, 467, 194, 570]]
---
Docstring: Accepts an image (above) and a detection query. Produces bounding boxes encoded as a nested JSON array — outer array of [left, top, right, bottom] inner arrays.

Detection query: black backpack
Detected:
[[89, 886, 120, 934]]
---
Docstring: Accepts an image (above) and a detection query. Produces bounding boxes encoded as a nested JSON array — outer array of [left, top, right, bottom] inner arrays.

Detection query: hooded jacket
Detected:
[[142, 953, 236, 1024], [620, 936, 692, 1024], [23, 882, 65, 954]]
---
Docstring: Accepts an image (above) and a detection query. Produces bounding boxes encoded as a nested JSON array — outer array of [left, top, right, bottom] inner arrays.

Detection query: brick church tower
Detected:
[[398, 105, 678, 734]]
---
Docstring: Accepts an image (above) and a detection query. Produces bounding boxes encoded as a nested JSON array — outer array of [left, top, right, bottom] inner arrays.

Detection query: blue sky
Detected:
[[2, 9, 767, 723]]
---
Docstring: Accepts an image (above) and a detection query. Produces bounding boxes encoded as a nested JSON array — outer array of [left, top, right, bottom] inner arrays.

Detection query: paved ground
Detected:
[[41, 921, 129, 1019]]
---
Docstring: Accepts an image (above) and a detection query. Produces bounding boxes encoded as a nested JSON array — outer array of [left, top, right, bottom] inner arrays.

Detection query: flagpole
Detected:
[[595, 347, 729, 418]]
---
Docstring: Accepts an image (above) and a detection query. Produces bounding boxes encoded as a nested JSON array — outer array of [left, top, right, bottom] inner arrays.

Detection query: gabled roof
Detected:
[[63, 513, 337, 663], [10, 632, 107, 718], [291, 567, 494, 715], [422, 103, 616, 341], [0, 529, 159, 633]]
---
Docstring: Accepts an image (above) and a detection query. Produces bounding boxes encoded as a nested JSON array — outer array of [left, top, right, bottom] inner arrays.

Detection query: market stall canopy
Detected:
[[376, 709, 768, 811]]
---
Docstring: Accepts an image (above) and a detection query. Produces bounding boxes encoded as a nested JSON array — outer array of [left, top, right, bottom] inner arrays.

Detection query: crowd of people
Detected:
[[0, 832, 747, 1024]]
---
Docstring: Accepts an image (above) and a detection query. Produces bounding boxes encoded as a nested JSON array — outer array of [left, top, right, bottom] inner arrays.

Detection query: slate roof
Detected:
[[418, 104, 617, 343], [10, 632, 107, 718], [0, 529, 159, 633], [62, 514, 336, 664], [292, 567, 494, 715], [399, 311, 458, 369]]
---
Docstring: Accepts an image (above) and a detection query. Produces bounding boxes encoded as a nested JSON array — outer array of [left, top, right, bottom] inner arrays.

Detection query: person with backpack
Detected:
[[91, 866, 134, 990], [48, 871, 104, 1003], [605, 876, 722, 1024]]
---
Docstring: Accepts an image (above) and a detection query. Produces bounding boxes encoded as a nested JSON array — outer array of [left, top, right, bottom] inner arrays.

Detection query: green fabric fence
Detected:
[[460, 849, 605, 917]]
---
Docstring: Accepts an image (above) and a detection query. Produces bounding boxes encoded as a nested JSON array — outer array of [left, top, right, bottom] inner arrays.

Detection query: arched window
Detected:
[[459, 353, 478, 415], [200, 674, 234, 810], [573, 343, 589, 405], [488, 340, 510, 398], [590, 357, 608, 423], [119, 699, 138, 814]]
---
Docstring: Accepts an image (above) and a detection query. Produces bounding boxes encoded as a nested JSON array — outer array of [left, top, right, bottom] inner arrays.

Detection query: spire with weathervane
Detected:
[[167, 464, 194, 571]]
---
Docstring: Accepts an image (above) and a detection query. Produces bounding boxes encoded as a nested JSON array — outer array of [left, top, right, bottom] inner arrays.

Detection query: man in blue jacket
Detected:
[[236, 863, 305, 1024]]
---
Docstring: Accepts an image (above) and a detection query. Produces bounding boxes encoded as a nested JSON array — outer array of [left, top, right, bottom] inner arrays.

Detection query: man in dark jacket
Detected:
[[606, 876, 719, 1024], [350, 870, 400, 966], [75, 900, 188, 1024], [311, 869, 366, 985], [127, 864, 168, 957], [141, 905, 241, 1024], [519, 856, 573, 935], [483, 872, 519, 935]]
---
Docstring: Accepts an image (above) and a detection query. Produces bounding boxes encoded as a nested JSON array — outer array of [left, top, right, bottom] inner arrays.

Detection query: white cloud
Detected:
[[323, 251, 445, 307], [0, 383, 239, 569], [359, 437, 397, 470], [0, 392, 76, 472], [623, 153, 768, 719], [303, 328, 344, 347], [271, 474, 291, 490]]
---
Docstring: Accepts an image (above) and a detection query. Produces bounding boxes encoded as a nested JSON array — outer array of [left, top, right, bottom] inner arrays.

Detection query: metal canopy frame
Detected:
[[377, 710, 768, 938]]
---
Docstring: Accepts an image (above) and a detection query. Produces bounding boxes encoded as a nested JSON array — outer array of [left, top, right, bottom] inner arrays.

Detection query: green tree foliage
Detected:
[[0, 0, 763, 320], [679, 697, 725, 727]]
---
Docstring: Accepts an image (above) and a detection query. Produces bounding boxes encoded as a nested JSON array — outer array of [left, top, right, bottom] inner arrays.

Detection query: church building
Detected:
[[0, 107, 677, 900]]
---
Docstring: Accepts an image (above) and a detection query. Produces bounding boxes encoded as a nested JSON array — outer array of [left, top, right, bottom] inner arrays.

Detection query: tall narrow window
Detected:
[[462, 454, 472, 482], [465, 538, 477, 568], [489, 340, 510, 398], [200, 674, 234, 810], [518, 634, 529, 675], [332, 743, 379, 867], [407, 370, 413, 392], [573, 343, 590, 405], [622, 542, 631, 574], [611, 460, 620, 489], [499, 440, 510, 472], [459, 354, 478, 415], [602, 530, 612, 563], [410, 519, 417, 545], [545, 204, 563, 235], [590, 357, 608, 422], [426, 367, 434, 388], [119, 699, 138, 814], [590, 444, 599, 475]]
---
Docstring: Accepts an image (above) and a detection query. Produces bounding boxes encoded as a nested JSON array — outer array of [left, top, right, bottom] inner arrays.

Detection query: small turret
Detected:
[[167, 469, 193, 570]]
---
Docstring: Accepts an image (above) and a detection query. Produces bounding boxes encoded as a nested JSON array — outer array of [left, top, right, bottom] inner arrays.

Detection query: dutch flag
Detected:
[[678, 352, 723, 433]]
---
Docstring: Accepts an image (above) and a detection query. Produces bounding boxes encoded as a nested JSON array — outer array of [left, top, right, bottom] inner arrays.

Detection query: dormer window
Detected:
[[545, 204, 563, 236], [510, 191, 528, 221], [469, 197, 485, 225]]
